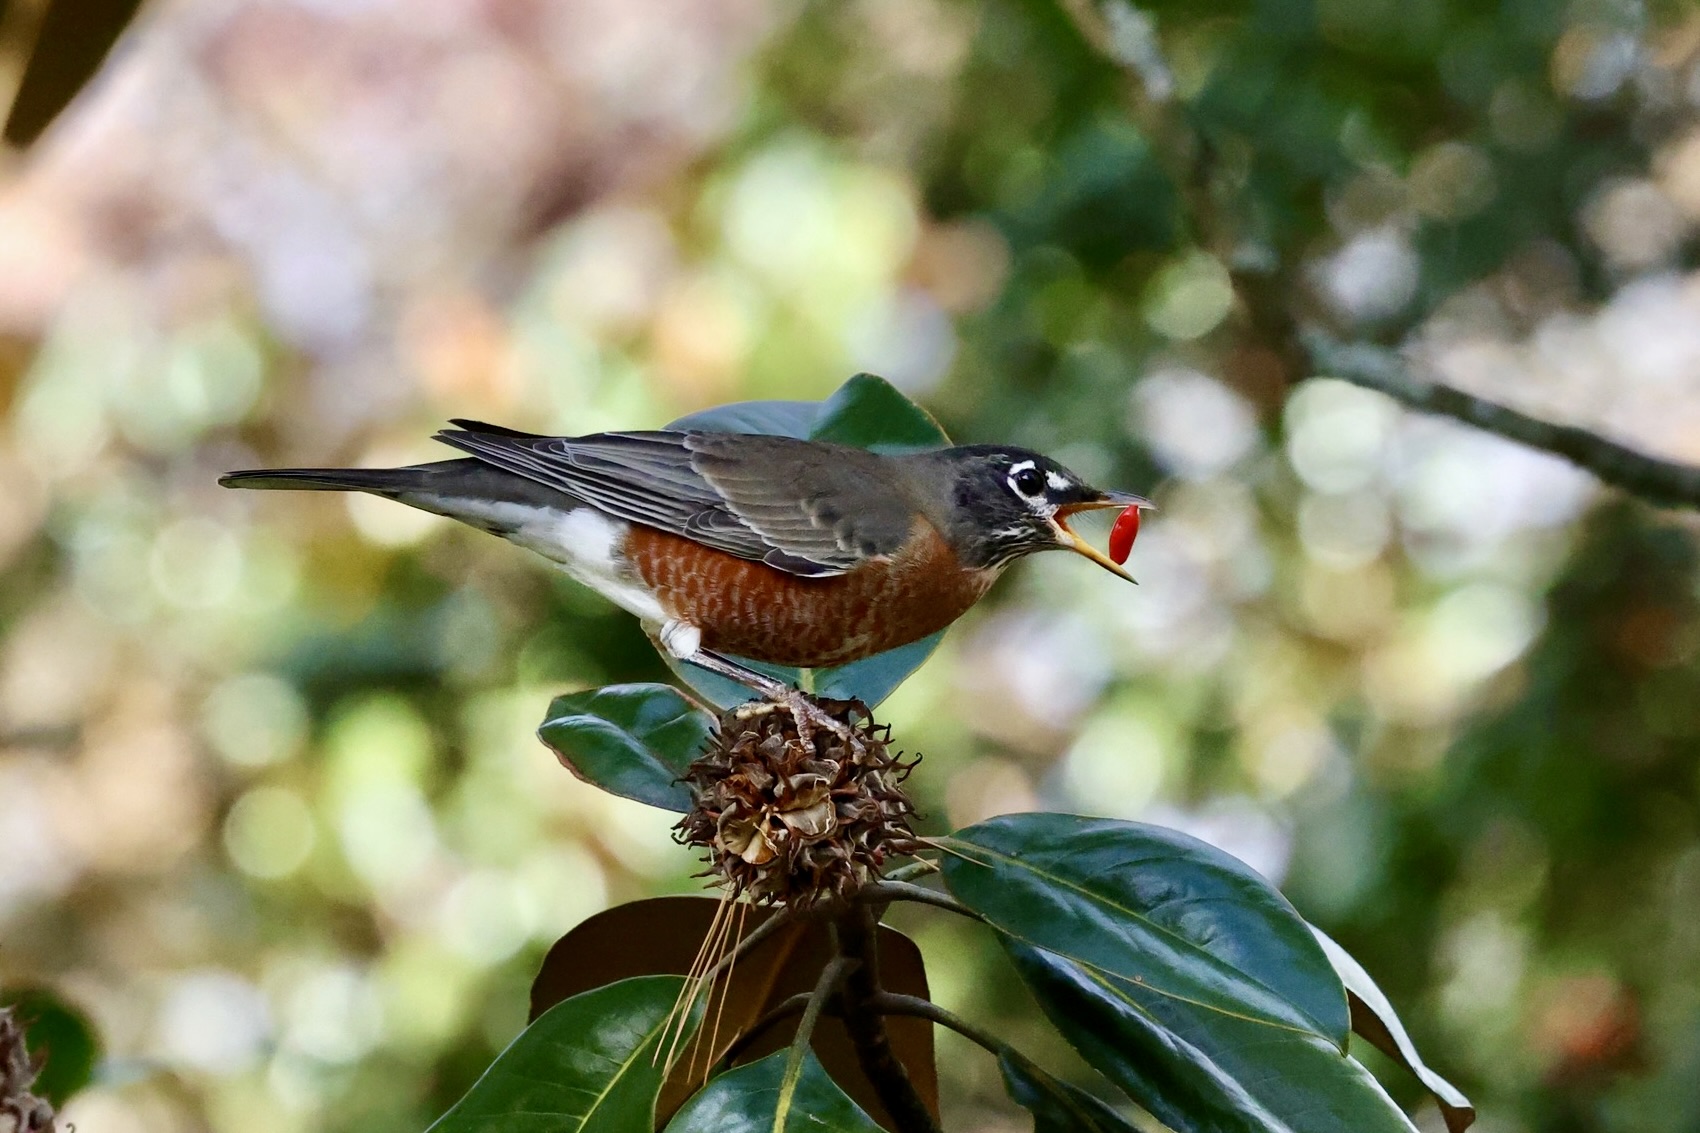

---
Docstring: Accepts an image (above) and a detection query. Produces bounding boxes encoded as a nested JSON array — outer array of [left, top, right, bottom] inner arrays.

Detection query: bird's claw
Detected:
[[733, 688, 859, 751]]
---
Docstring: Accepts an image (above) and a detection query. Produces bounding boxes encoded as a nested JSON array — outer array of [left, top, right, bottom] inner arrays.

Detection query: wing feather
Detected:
[[433, 426, 920, 577]]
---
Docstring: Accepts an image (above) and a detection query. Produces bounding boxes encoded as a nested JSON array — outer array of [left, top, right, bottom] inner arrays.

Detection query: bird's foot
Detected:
[[680, 647, 864, 751], [733, 688, 859, 752]]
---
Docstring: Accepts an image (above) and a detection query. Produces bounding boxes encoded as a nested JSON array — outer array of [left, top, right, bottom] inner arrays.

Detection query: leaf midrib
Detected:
[[569, 1005, 677, 1132], [939, 836, 1344, 1042]]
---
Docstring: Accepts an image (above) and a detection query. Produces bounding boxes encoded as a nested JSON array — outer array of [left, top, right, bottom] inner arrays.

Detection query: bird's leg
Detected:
[[683, 647, 858, 750], [652, 619, 858, 748]]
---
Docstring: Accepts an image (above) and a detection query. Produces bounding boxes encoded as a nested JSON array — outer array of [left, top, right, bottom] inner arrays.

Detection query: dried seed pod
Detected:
[[0, 1008, 55, 1133], [674, 696, 921, 907]]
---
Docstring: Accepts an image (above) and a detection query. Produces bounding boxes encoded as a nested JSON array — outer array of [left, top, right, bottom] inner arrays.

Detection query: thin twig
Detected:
[[660, 890, 734, 1072], [774, 956, 855, 1129], [716, 992, 814, 1070], [858, 881, 984, 922], [1304, 329, 1700, 510], [870, 993, 1008, 1060], [694, 903, 801, 988], [879, 859, 940, 884], [695, 897, 750, 1087], [834, 905, 943, 1133]]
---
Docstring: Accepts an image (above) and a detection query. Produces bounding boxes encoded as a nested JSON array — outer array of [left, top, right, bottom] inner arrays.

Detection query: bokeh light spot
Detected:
[[202, 672, 310, 769], [224, 786, 317, 879], [1143, 251, 1235, 340]]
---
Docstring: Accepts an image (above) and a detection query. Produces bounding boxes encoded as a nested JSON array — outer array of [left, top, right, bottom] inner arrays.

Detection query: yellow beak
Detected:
[[1052, 493, 1151, 584]]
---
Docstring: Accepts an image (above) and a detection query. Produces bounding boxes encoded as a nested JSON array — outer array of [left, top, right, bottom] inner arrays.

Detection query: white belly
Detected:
[[434, 498, 669, 625]]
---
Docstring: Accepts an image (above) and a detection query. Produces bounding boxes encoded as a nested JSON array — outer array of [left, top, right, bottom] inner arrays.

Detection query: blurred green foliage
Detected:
[[0, 0, 1698, 1130]]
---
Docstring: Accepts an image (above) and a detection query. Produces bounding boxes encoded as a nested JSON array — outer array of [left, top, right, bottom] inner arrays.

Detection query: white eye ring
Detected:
[[1008, 463, 1045, 498]]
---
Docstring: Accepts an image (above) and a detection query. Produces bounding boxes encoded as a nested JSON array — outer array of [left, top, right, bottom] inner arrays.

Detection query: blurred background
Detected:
[[1, 0, 1699, 1129]]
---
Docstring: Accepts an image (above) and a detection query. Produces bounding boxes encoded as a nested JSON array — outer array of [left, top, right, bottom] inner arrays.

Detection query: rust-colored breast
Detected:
[[624, 519, 999, 668]]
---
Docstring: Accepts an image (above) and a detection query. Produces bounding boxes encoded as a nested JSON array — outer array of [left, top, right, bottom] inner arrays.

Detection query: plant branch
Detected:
[[775, 956, 855, 1128], [694, 903, 801, 988], [857, 881, 984, 922], [1304, 329, 1700, 510], [879, 859, 939, 885], [834, 905, 942, 1133], [717, 992, 813, 1069], [870, 992, 1008, 1060]]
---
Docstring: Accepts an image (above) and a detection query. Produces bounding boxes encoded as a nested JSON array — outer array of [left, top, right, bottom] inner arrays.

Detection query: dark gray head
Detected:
[[905, 444, 1149, 574]]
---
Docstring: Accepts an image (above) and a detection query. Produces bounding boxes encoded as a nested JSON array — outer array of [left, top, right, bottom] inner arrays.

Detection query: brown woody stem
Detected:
[[878, 859, 940, 884], [869, 992, 1006, 1058], [716, 992, 813, 1070], [1304, 329, 1700, 510], [832, 904, 942, 1133], [857, 881, 983, 921]]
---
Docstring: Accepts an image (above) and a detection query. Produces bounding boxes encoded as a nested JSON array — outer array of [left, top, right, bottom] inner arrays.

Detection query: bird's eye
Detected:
[[1010, 467, 1045, 497]]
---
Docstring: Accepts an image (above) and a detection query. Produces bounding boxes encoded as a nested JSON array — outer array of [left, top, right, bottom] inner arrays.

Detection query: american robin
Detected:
[[221, 421, 1148, 729]]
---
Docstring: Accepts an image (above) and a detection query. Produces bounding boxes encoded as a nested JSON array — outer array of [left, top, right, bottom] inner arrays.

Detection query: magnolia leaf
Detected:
[[667, 399, 818, 438], [810, 373, 951, 454], [1000, 1051, 1141, 1133], [529, 896, 936, 1130], [5, 0, 144, 146], [664, 1049, 883, 1133], [1310, 926, 1475, 1133], [537, 683, 713, 812], [1009, 942, 1421, 1133], [937, 813, 1350, 1046], [429, 975, 696, 1132], [0, 987, 98, 1107]]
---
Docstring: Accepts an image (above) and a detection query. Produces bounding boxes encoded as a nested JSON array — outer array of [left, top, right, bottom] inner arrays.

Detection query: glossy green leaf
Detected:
[[664, 1048, 883, 1133], [1311, 927, 1475, 1133], [999, 1051, 1141, 1133], [667, 399, 818, 438], [937, 814, 1350, 1046], [537, 683, 713, 812], [1009, 942, 1419, 1133], [0, 987, 98, 1107], [663, 631, 946, 712], [429, 975, 696, 1132], [809, 631, 945, 706], [665, 374, 947, 453], [810, 373, 950, 454], [661, 373, 951, 710]]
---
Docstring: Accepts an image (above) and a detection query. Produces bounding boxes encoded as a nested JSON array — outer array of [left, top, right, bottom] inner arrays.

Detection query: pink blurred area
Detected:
[[0, 0, 773, 426]]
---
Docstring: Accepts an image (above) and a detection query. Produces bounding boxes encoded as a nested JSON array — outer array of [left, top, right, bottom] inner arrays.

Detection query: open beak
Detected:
[[1051, 491, 1152, 584]]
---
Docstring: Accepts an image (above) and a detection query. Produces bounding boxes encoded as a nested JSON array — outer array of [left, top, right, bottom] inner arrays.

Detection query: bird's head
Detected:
[[925, 445, 1151, 579]]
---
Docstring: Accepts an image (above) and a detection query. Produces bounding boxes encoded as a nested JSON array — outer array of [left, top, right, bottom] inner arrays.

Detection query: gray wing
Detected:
[[433, 423, 918, 577]]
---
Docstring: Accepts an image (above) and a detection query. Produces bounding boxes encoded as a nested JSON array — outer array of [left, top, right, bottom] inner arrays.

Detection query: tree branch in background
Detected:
[[1062, 1, 1700, 512], [1303, 329, 1700, 511]]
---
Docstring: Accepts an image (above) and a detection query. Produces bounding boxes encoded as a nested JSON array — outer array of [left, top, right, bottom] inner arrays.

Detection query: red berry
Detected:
[[1108, 504, 1142, 564]]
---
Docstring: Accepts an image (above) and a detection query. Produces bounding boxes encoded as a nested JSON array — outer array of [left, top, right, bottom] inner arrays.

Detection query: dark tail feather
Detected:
[[218, 467, 434, 494], [445, 418, 546, 439], [218, 460, 580, 515]]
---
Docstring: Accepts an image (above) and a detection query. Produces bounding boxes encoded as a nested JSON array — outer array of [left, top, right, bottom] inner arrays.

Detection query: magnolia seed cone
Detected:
[[0, 1008, 55, 1133], [675, 696, 920, 906]]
